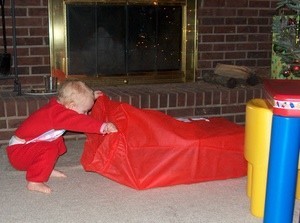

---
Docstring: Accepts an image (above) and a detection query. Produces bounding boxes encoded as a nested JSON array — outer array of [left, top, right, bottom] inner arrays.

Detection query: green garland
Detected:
[[277, 0, 300, 13], [273, 0, 300, 77]]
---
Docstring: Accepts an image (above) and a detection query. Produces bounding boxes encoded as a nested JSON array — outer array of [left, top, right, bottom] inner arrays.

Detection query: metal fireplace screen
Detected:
[[48, 0, 197, 85]]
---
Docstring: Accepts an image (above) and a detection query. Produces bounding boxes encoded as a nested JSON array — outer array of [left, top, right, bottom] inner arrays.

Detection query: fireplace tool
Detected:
[[0, 0, 11, 75]]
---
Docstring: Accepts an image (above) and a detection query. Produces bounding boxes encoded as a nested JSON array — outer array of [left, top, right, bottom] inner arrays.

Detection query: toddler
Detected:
[[6, 80, 117, 194]]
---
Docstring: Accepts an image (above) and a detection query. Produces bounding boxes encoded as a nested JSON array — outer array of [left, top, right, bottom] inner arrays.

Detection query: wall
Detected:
[[0, 0, 277, 90], [0, 0, 49, 90], [197, 0, 277, 77]]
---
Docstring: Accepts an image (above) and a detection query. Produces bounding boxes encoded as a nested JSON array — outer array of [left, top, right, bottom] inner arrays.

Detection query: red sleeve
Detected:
[[15, 98, 105, 140], [50, 104, 105, 133]]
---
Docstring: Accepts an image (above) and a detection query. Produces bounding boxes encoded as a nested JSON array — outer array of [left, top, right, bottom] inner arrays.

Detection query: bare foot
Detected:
[[50, 169, 67, 178], [27, 182, 51, 194]]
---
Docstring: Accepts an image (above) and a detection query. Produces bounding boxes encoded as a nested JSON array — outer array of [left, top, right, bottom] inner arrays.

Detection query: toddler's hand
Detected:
[[101, 122, 118, 134], [94, 90, 103, 99]]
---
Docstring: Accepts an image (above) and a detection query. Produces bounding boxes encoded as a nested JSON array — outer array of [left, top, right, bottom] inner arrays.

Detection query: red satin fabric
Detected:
[[81, 95, 247, 190]]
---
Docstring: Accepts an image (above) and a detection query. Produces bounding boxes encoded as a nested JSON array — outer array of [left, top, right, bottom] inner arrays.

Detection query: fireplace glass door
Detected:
[[66, 4, 182, 76]]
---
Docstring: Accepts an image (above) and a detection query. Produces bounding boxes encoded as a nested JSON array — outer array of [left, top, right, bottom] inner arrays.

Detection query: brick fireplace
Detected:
[[0, 0, 274, 144]]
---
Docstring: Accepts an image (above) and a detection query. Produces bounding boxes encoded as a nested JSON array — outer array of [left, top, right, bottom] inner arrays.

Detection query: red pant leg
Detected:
[[6, 137, 67, 182]]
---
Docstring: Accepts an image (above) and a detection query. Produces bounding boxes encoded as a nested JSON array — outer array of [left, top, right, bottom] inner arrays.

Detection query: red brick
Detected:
[[195, 92, 204, 106], [212, 91, 221, 104], [30, 47, 50, 55], [159, 93, 168, 108], [221, 91, 230, 104], [16, 17, 44, 27], [186, 92, 195, 106], [236, 60, 256, 66], [149, 94, 159, 108], [203, 0, 225, 7], [202, 35, 225, 42], [229, 90, 238, 104], [237, 9, 259, 16], [213, 44, 235, 51], [27, 98, 38, 114], [204, 91, 212, 105], [248, 51, 269, 58], [225, 17, 248, 24], [226, 35, 247, 42], [214, 26, 236, 33], [119, 94, 130, 104], [236, 43, 257, 51], [226, 0, 248, 7], [201, 52, 224, 60], [225, 52, 246, 59], [15, 0, 43, 7], [237, 26, 258, 33], [221, 104, 246, 114], [167, 108, 194, 117], [15, 98, 28, 116], [248, 17, 270, 25], [7, 117, 24, 129], [0, 120, 7, 129], [0, 99, 4, 117], [28, 8, 48, 17], [0, 130, 14, 142], [37, 97, 50, 109], [130, 95, 140, 108], [195, 106, 221, 116], [223, 115, 235, 123], [17, 37, 44, 46], [32, 66, 51, 75], [237, 89, 246, 103], [140, 94, 150, 108], [199, 17, 225, 26], [235, 114, 246, 123], [216, 9, 237, 17], [5, 99, 16, 117], [177, 92, 186, 107], [198, 61, 213, 70], [249, 1, 270, 8], [18, 56, 43, 66], [168, 93, 177, 108]]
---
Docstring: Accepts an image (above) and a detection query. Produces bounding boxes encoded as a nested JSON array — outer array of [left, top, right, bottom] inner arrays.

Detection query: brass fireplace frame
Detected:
[[48, 0, 198, 86]]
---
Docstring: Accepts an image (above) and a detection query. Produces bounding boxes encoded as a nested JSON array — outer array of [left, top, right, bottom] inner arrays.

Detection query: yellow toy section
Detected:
[[244, 99, 300, 218]]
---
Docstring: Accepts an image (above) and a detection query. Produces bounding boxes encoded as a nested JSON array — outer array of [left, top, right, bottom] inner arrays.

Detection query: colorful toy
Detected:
[[245, 98, 300, 218], [245, 99, 273, 217]]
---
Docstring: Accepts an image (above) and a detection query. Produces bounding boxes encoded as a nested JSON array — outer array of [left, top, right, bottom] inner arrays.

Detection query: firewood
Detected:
[[202, 72, 260, 88], [214, 63, 253, 79], [202, 72, 237, 88]]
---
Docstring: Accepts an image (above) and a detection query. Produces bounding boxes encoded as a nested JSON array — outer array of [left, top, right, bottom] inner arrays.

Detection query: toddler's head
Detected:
[[57, 80, 95, 114]]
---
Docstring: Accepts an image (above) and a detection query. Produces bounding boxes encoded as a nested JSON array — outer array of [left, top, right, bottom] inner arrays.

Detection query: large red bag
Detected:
[[81, 94, 247, 190]]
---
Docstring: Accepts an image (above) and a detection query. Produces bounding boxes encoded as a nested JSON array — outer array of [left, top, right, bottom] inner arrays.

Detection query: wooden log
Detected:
[[245, 74, 260, 86], [202, 73, 237, 88], [203, 73, 260, 88], [214, 63, 253, 79]]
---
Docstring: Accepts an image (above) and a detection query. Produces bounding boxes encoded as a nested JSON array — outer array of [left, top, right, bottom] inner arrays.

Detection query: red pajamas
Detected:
[[6, 137, 66, 182], [6, 98, 105, 183]]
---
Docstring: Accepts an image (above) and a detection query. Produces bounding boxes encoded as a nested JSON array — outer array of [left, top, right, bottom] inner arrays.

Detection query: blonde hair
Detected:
[[57, 80, 94, 106]]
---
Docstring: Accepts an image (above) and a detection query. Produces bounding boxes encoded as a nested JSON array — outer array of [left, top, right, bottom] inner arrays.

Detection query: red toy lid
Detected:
[[263, 79, 300, 117]]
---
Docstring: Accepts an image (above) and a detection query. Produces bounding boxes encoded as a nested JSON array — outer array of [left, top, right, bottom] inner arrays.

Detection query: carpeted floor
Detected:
[[0, 139, 299, 223]]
